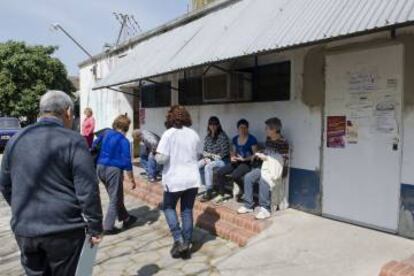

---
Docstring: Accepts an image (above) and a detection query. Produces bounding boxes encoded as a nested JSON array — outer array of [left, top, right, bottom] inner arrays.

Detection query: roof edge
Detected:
[[78, 0, 238, 68]]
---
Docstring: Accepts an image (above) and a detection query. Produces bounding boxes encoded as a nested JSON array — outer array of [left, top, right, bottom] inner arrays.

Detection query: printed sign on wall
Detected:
[[327, 116, 346, 148]]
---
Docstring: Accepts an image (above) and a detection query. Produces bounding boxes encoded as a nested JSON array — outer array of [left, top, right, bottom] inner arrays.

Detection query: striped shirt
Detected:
[[203, 131, 230, 160]]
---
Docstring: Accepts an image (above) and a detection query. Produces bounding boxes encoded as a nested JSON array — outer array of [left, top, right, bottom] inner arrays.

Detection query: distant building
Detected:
[[192, 0, 217, 11]]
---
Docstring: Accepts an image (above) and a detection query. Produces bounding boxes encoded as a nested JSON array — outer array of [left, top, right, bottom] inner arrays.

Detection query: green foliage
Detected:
[[0, 41, 75, 122]]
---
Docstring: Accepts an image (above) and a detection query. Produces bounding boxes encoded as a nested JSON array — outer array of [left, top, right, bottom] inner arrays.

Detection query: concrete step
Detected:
[[124, 178, 271, 246]]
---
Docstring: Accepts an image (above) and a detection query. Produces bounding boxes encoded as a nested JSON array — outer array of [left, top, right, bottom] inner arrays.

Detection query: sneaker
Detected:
[[213, 194, 225, 204], [103, 227, 122, 235], [237, 206, 254, 214], [123, 215, 138, 229], [170, 241, 184, 259], [255, 207, 271, 220], [200, 190, 213, 202]]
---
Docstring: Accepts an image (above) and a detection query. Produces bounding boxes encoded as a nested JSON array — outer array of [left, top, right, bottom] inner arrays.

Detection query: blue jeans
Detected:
[[163, 188, 198, 243], [199, 159, 225, 191], [243, 168, 271, 211], [140, 153, 159, 179]]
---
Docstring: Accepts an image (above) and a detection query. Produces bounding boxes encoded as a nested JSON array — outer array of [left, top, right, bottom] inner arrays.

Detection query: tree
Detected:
[[0, 41, 75, 122]]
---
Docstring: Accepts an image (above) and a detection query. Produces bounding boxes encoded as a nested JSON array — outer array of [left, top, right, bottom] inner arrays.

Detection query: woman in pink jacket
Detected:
[[82, 107, 95, 148]]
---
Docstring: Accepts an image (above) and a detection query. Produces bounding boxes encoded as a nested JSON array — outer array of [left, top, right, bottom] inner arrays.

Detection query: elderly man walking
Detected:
[[0, 90, 103, 276]]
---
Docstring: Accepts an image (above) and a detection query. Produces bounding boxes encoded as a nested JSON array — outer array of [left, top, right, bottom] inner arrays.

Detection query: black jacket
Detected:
[[0, 117, 103, 237]]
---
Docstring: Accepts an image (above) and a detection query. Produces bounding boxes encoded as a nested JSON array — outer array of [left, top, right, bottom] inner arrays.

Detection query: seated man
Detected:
[[133, 129, 161, 182], [237, 117, 289, 220], [215, 119, 258, 203]]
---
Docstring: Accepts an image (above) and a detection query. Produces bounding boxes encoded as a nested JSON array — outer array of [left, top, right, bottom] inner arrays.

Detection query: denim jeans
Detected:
[[140, 153, 159, 179], [163, 188, 198, 243], [199, 159, 225, 191], [243, 168, 271, 211]]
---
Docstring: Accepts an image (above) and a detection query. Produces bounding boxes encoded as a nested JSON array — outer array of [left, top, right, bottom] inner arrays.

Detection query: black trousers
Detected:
[[216, 162, 251, 195], [15, 229, 85, 276]]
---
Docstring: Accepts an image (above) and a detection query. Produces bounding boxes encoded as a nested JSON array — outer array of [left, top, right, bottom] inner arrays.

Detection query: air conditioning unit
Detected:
[[202, 72, 252, 103]]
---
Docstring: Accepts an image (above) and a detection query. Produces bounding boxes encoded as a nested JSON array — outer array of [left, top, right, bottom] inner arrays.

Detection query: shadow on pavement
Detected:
[[136, 264, 160, 276]]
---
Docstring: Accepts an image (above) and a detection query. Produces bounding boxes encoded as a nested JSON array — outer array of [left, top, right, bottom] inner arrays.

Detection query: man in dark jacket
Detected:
[[0, 90, 103, 275]]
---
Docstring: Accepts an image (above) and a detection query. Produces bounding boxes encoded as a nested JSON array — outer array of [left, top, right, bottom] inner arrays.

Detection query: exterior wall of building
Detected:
[[79, 56, 135, 140], [79, 26, 414, 238]]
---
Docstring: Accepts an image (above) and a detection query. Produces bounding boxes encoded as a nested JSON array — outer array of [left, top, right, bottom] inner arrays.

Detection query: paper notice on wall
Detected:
[[373, 95, 398, 134], [346, 93, 374, 120], [346, 120, 358, 144], [327, 116, 346, 148], [347, 68, 379, 93]]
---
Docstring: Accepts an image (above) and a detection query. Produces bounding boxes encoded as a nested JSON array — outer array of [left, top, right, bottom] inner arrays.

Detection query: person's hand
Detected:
[[205, 158, 211, 164], [90, 235, 103, 246], [235, 155, 245, 162], [230, 156, 238, 163], [255, 153, 267, 161]]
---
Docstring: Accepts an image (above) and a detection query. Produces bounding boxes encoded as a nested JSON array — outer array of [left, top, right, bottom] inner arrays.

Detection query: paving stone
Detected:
[[0, 186, 236, 276]]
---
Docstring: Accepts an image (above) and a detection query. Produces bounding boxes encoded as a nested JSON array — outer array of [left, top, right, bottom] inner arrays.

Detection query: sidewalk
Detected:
[[216, 209, 414, 276]]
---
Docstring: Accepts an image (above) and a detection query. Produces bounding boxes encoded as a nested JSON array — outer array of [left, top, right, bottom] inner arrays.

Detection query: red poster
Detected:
[[327, 116, 346, 148]]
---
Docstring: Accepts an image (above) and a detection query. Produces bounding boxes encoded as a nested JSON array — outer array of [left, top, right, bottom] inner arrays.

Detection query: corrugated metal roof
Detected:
[[94, 0, 414, 90]]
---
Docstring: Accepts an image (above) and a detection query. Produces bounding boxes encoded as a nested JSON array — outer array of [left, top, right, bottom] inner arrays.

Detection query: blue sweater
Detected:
[[95, 129, 133, 171]]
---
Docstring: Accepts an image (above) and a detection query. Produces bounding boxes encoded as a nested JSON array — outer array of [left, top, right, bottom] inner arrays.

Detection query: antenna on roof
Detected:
[[113, 12, 142, 46]]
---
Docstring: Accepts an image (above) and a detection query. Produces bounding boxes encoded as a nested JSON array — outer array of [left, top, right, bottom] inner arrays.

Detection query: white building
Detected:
[[79, 0, 414, 238]]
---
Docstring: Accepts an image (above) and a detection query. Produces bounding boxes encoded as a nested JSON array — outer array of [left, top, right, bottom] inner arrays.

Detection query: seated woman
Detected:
[[215, 119, 258, 203], [237, 117, 289, 220], [199, 116, 230, 202]]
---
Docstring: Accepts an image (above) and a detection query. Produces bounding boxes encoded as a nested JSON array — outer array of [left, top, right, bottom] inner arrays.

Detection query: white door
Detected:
[[322, 44, 403, 232]]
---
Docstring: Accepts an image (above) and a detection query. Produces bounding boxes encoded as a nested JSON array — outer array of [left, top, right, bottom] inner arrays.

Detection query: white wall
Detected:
[[79, 57, 134, 139], [402, 107, 414, 185], [141, 48, 323, 171]]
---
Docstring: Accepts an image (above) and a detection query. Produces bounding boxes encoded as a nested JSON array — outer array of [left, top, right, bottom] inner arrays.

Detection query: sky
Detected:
[[0, 0, 190, 76]]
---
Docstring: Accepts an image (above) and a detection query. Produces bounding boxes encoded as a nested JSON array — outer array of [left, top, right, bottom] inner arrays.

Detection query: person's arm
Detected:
[[71, 139, 103, 242], [155, 153, 169, 165], [218, 134, 230, 159], [0, 146, 12, 205], [155, 131, 171, 165]]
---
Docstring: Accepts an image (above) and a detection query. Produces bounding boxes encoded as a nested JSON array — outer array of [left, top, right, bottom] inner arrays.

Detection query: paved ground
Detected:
[[0, 185, 237, 276], [1, 154, 414, 275], [217, 209, 414, 276]]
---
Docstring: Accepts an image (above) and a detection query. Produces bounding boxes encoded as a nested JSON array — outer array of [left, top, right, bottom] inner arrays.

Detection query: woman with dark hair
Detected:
[[94, 114, 137, 235], [155, 105, 202, 259], [215, 118, 258, 203], [199, 116, 230, 202]]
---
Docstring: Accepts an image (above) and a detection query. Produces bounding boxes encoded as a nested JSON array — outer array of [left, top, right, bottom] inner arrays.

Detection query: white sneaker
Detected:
[[213, 194, 225, 204], [237, 206, 254, 214], [255, 207, 271, 220]]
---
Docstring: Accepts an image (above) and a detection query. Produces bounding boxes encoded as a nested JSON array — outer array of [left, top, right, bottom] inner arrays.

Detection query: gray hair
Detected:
[[265, 117, 282, 133], [132, 129, 142, 138], [39, 90, 74, 116]]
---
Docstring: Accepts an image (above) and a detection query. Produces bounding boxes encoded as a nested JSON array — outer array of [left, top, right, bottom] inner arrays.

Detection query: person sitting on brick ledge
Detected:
[[237, 117, 289, 220]]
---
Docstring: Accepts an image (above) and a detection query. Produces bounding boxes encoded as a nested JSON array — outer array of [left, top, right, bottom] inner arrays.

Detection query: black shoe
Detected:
[[103, 227, 122, 235], [140, 172, 147, 176], [170, 241, 184, 259], [123, 215, 138, 229], [200, 190, 213, 202], [181, 241, 192, 260]]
